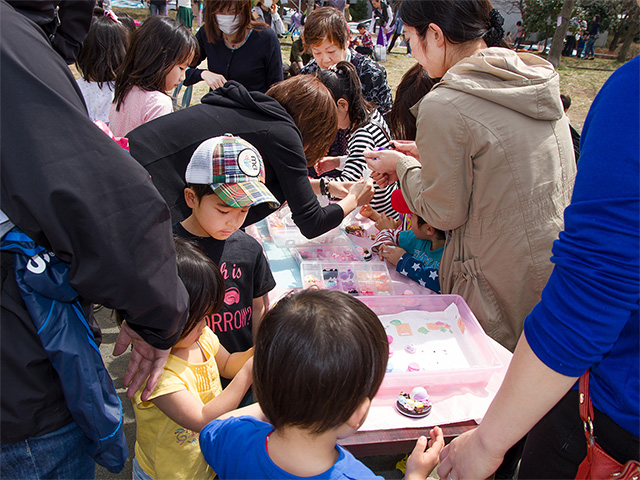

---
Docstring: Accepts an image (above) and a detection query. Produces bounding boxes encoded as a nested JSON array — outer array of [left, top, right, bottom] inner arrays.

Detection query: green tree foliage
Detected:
[[350, 0, 369, 21], [523, 0, 564, 43]]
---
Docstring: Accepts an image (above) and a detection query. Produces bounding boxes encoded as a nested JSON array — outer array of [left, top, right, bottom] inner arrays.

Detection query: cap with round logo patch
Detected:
[[185, 134, 280, 208]]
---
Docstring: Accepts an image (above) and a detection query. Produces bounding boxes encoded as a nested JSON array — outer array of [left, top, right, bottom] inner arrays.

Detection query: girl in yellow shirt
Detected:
[[132, 237, 254, 480]]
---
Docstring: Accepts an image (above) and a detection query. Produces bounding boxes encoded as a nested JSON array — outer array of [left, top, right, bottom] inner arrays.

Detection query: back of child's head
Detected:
[[390, 63, 438, 140], [391, 189, 445, 238], [253, 289, 388, 434], [113, 15, 198, 110], [303, 6, 350, 49], [115, 12, 138, 32], [316, 60, 373, 132], [560, 93, 571, 112], [76, 14, 129, 87], [174, 236, 225, 340]]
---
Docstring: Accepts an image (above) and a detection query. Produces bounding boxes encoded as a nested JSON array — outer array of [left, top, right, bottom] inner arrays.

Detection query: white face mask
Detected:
[[216, 14, 241, 35], [263, 0, 273, 8]]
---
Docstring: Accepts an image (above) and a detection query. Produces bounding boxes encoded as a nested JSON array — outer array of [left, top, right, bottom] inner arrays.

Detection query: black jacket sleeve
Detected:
[[243, 122, 345, 238], [0, 0, 188, 349]]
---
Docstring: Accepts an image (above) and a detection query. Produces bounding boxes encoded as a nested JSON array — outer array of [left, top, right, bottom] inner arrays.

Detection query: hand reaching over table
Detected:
[[379, 244, 406, 265]]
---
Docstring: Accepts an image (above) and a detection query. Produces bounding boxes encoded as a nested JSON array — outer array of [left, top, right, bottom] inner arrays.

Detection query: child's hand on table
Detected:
[[375, 214, 400, 231], [379, 244, 405, 265], [405, 426, 445, 480]]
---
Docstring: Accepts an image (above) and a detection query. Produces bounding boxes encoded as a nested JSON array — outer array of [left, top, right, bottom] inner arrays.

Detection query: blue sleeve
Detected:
[[183, 26, 207, 86], [396, 253, 441, 293], [199, 420, 221, 463], [524, 57, 640, 376]]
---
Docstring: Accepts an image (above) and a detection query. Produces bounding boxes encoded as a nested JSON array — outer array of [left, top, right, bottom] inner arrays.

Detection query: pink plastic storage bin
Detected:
[[357, 295, 502, 391]]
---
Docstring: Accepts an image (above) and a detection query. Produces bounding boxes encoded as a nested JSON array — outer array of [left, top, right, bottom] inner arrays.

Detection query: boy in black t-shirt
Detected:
[[174, 135, 279, 361]]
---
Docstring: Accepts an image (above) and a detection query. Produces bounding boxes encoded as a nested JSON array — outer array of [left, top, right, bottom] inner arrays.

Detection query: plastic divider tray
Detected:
[[266, 207, 346, 247], [357, 295, 503, 390], [291, 240, 364, 264], [300, 261, 394, 296]]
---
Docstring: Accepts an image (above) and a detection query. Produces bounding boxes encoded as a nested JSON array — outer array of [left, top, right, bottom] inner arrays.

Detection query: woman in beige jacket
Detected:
[[365, 0, 576, 352]]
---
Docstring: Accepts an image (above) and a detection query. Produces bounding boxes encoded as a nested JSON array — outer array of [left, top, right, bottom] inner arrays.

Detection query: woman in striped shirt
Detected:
[[313, 61, 398, 218]]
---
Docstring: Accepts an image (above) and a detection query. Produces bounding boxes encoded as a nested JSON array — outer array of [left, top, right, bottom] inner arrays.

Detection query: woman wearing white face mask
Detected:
[[251, 0, 285, 36], [183, 0, 283, 94]]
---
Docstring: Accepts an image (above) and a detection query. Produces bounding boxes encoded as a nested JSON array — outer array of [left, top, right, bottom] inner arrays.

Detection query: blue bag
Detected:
[[0, 228, 127, 473]]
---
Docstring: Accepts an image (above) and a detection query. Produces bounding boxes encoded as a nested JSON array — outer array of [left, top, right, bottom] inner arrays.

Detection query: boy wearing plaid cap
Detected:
[[174, 135, 279, 392]]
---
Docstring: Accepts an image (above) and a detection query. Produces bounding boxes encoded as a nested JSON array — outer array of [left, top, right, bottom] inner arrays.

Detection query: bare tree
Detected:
[[548, 0, 578, 67], [493, 0, 526, 17], [618, 3, 640, 62]]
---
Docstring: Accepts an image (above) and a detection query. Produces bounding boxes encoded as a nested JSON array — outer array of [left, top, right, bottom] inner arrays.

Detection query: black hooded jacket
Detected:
[[1, 0, 188, 443], [128, 81, 345, 239]]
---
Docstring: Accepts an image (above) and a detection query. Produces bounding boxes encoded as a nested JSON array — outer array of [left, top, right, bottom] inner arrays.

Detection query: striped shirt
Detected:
[[336, 109, 399, 219]]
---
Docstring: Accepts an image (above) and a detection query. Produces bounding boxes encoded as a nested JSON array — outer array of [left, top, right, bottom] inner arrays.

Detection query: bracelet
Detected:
[[320, 177, 330, 197]]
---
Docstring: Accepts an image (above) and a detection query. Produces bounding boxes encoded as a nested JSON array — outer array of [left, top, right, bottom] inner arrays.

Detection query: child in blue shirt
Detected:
[[199, 289, 444, 479], [372, 189, 445, 293]]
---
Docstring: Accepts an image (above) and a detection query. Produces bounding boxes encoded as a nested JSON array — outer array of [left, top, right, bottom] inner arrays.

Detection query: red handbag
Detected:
[[575, 371, 640, 480]]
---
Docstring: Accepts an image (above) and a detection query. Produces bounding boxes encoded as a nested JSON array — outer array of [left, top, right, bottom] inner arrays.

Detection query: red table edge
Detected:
[[338, 420, 478, 457]]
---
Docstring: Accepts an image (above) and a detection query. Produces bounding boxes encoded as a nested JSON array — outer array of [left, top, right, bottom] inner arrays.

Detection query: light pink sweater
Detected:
[[109, 86, 173, 137]]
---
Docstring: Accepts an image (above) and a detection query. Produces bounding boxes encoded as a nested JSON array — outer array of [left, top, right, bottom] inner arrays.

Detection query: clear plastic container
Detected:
[[266, 206, 346, 247], [358, 295, 503, 390], [300, 261, 394, 296]]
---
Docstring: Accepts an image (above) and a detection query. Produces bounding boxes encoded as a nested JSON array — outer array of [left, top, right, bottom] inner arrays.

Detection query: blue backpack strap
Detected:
[[0, 227, 128, 473]]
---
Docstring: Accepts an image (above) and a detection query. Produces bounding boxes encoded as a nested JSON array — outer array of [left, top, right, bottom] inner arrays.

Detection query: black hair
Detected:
[[173, 236, 225, 341], [113, 15, 198, 111], [560, 94, 571, 111], [516, 20, 522, 26], [253, 289, 388, 434], [116, 12, 137, 32], [399, 0, 506, 48], [76, 15, 129, 87], [188, 184, 215, 201], [357, 22, 368, 30], [316, 61, 373, 133], [414, 215, 446, 240], [389, 63, 438, 140]]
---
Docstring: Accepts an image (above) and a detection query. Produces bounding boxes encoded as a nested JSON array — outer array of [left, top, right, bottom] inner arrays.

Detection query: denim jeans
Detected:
[[149, 4, 166, 15], [132, 457, 155, 480], [585, 37, 597, 58], [1, 421, 95, 479]]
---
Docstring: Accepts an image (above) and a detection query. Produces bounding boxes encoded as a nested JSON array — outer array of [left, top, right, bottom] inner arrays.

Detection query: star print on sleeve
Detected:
[[396, 254, 442, 294]]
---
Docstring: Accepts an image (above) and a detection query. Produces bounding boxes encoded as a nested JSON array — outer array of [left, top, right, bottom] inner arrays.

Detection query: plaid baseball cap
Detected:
[[391, 189, 412, 214], [185, 135, 280, 209]]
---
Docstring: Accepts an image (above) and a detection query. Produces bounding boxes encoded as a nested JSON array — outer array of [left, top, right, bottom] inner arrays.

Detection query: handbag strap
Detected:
[[579, 370, 596, 447]]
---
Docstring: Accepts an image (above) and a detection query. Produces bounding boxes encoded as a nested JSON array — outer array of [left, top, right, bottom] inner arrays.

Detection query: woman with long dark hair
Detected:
[[364, 0, 576, 352]]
